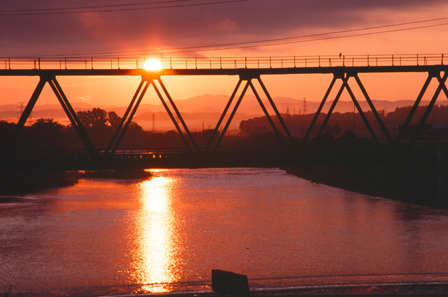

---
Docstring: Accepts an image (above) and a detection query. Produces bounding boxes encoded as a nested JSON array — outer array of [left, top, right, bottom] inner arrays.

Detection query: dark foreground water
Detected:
[[1, 168, 448, 296]]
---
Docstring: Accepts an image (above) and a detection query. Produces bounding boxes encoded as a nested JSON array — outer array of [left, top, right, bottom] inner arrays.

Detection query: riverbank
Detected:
[[2, 282, 447, 297], [0, 169, 152, 195], [283, 148, 448, 209], [0, 170, 80, 195]]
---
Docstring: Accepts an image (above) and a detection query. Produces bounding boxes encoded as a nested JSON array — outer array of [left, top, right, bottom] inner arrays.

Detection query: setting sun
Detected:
[[144, 58, 163, 71]]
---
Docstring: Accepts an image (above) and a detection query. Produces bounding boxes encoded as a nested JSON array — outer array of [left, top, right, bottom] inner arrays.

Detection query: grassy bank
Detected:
[[0, 169, 152, 195], [284, 153, 448, 209]]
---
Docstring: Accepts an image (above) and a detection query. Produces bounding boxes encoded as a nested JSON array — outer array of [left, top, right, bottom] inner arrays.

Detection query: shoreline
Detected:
[[283, 157, 448, 209], [3, 282, 448, 297], [0, 169, 152, 196]]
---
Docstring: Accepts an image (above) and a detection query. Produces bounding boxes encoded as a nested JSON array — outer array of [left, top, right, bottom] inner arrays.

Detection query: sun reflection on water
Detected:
[[133, 175, 178, 293]]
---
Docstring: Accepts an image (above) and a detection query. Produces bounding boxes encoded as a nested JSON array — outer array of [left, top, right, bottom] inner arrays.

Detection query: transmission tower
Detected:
[[303, 97, 307, 115], [17, 102, 27, 121]]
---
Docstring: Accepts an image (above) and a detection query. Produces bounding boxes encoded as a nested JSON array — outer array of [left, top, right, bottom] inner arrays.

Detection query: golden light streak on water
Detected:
[[133, 175, 178, 293]]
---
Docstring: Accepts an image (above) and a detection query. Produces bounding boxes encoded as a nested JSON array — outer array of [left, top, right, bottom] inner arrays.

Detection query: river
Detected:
[[1, 168, 448, 296]]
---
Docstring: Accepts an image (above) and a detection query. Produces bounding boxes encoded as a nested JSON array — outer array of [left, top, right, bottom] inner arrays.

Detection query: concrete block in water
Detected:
[[212, 269, 250, 295]]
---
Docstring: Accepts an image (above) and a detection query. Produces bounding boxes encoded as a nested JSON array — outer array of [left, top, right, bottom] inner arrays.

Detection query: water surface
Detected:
[[1, 168, 448, 296]]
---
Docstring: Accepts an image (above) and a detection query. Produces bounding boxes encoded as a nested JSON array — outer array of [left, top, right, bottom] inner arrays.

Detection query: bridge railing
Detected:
[[5, 146, 287, 157], [2, 54, 447, 70]]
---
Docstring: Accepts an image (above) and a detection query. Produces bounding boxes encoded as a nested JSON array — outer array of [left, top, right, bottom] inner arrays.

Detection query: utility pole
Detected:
[[152, 113, 155, 131]]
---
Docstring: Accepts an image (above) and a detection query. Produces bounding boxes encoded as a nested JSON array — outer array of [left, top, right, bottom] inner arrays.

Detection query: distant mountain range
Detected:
[[1, 94, 446, 131]]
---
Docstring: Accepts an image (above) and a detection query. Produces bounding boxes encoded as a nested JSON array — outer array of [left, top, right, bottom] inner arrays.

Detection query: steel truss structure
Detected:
[[2, 62, 448, 156]]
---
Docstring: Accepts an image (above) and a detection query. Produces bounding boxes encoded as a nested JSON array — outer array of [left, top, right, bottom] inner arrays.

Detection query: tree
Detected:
[[77, 108, 108, 128], [32, 118, 64, 131], [74, 108, 147, 148], [28, 118, 69, 150], [107, 111, 122, 128]]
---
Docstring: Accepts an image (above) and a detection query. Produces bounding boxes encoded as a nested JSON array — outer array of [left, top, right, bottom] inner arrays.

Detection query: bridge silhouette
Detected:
[[1, 54, 448, 171]]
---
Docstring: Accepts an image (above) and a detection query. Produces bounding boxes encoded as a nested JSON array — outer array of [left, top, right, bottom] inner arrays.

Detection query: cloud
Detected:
[[79, 95, 91, 102], [0, 0, 446, 57]]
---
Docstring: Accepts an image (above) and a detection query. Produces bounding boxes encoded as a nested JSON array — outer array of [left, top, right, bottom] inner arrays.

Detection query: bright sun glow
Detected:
[[132, 175, 181, 293], [144, 58, 163, 71]]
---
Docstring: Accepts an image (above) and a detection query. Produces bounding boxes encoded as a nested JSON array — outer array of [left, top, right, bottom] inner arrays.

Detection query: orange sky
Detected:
[[0, 0, 447, 109]]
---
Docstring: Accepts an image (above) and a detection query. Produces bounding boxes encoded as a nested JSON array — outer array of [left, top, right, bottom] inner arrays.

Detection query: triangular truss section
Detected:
[[8, 75, 96, 155], [8, 68, 447, 157], [106, 76, 199, 154], [395, 71, 448, 146], [302, 72, 393, 148], [205, 75, 296, 153]]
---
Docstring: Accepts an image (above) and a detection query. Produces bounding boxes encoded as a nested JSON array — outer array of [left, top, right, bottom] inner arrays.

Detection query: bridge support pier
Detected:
[[409, 72, 448, 146], [8, 76, 96, 155], [107, 76, 200, 154], [107, 80, 149, 154], [304, 72, 396, 148], [396, 71, 448, 146], [207, 75, 296, 152], [8, 77, 46, 152], [152, 78, 200, 153], [48, 77, 96, 155]]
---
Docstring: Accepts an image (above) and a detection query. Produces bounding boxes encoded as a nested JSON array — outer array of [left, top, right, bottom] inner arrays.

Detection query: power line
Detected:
[[0, 0, 194, 12], [38, 16, 448, 58], [166, 16, 448, 50], [0, 0, 247, 16], [185, 22, 448, 54], [139, 18, 448, 55]]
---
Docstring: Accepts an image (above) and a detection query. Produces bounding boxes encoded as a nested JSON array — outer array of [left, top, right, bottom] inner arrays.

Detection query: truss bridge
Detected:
[[1, 54, 448, 171]]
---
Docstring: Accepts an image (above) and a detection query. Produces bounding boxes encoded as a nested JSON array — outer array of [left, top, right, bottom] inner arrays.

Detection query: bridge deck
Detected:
[[1, 54, 447, 76], [3, 146, 446, 171], [1, 65, 447, 77]]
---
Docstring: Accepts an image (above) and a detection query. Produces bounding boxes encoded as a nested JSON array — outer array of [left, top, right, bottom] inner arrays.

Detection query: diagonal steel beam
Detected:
[[110, 80, 151, 154], [213, 79, 250, 153], [50, 78, 88, 135], [106, 79, 145, 154], [156, 78, 200, 153], [410, 72, 448, 145], [16, 77, 46, 130], [395, 74, 433, 144], [206, 78, 243, 152], [49, 77, 97, 155], [354, 74, 393, 144], [257, 77, 296, 148], [8, 77, 47, 152], [151, 79, 193, 153], [249, 80, 286, 148], [303, 76, 337, 146], [343, 76, 379, 144], [438, 71, 448, 99], [313, 77, 346, 149]]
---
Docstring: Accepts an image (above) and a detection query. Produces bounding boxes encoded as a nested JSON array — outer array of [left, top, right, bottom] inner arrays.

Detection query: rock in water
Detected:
[[212, 269, 250, 296]]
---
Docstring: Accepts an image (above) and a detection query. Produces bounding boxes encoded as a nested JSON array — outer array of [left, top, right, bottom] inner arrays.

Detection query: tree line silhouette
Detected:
[[1, 105, 447, 152], [240, 104, 448, 143]]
